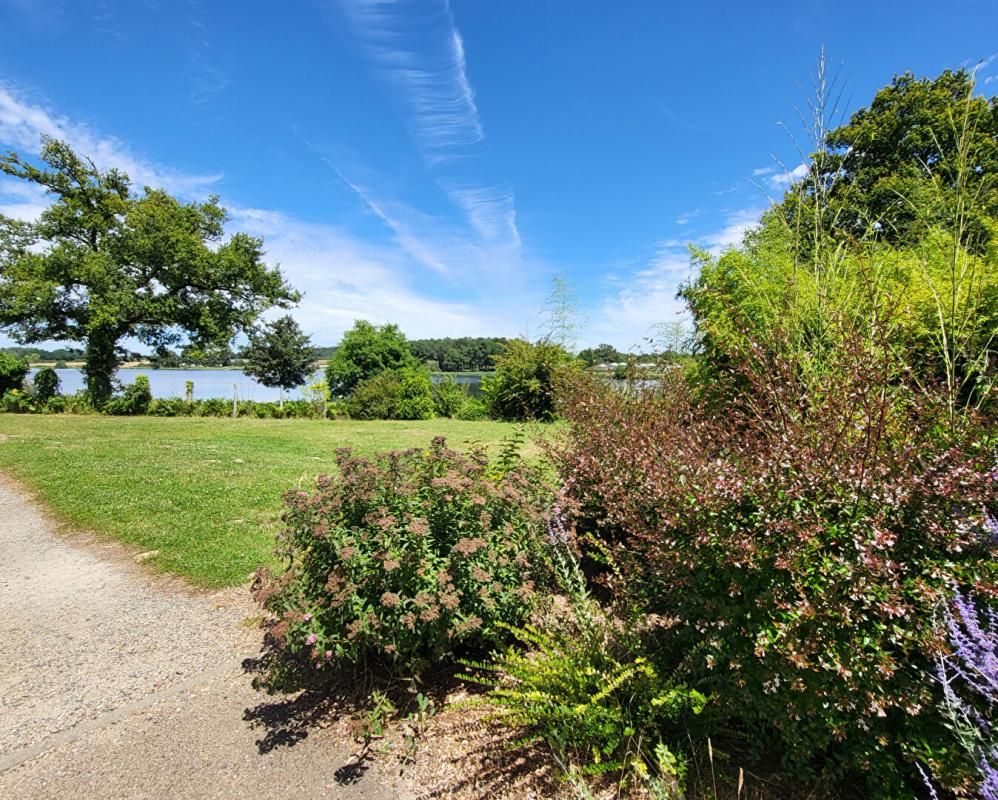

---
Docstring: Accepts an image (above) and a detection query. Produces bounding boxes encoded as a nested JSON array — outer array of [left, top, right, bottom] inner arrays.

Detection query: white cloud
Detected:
[[0, 82, 222, 198], [587, 207, 763, 349], [752, 165, 775, 176], [227, 206, 521, 341], [767, 163, 808, 190], [0, 177, 50, 221], [699, 207, 763, 253]]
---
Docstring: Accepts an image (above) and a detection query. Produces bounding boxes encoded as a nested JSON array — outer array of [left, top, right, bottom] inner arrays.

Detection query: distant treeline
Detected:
[[2, 346, 85, 362], [408, 337, 508, 372], [4, 338, 678, 372]]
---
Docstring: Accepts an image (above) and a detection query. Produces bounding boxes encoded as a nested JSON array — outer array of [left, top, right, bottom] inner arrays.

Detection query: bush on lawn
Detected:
[[252, 436, 554, 688], [346, 368, 435, 420], [455, 396, 489, 421]]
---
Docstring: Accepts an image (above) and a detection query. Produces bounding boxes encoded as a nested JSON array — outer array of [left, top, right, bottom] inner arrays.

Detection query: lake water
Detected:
[[30, 368, 485, 402]]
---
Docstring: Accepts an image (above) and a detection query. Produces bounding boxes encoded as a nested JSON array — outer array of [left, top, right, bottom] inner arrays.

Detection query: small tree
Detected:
[[0, 138, 299, 405], [325, 320, 417, 398], [241, 316, 316, 409], [33, 366, 60, 404]]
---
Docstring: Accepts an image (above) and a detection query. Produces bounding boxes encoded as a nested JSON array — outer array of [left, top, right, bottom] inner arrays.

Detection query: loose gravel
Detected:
[[0, 477, 398, 799]]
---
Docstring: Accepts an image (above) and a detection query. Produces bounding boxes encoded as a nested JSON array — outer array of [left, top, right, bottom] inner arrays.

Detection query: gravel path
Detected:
[[0, 478, 398, 799]]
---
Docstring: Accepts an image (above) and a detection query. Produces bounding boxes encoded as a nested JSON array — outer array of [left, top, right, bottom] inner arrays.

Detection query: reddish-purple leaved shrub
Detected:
[[553, 338, 997, 793]]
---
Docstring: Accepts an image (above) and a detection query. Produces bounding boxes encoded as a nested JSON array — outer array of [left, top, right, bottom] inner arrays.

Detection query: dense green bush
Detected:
[[252, 436, 554, 686], [148, 397, 192, 417], [45, 395, 67, 413], [555, 337, 997, 795], [482, 339, 575, 421], [194, 397, 231, 417], [430, 375, 469, 417], [395, 368, 435, 420], [0, 353, 29, 396], [1, 388, 36, 413], [455, 396, 489, 421], [104, 375, 152, 415], [345, 368, 434, 420], [32, 367, 60, 404], [345, 370, 402, 420]]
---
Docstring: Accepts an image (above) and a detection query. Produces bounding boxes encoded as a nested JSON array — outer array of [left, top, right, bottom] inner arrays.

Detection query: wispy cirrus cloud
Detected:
[[187, 0, 230, 103], [333, 0, 521, 253], [0, 82, 222, 197], [337, 0, 483, 160]]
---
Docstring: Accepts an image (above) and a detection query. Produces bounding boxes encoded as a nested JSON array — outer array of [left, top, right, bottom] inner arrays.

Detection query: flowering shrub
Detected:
[[554, 339, 997, 794], [253, 436, 554, 686]]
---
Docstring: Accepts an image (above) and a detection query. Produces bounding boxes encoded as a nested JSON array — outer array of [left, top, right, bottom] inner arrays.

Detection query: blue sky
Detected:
[[1, 0, 996, 351]]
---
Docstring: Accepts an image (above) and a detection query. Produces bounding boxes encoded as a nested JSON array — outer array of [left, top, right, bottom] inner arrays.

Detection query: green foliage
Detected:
[[252, 436, 553, 685], [395, 368, 435, 420], [455, 396, 489, 421], [482, 339, 575, 421], [32, 367, 60, 404], [241, 315, 316, 399], [817, 69, 997, 250], [105, 375, 152, 416], [345, 368, 435, 420], [1, 388, 36, 413], [578, 343, 623, 367], [462, 547, 704, 785], [0, 352, 29, 396], [0, 138, 298, 404], [325, 321, 417, 398], [345, 371, 403, 420], [681, 68, 997, 413], [430, 375, 469, 417]]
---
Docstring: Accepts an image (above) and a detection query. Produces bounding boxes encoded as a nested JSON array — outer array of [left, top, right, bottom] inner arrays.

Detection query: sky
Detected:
[[1, 0, 996, 352]]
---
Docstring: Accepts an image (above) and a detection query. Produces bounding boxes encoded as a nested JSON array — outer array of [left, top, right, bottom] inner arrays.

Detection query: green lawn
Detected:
[[0, 415, 531, 588]]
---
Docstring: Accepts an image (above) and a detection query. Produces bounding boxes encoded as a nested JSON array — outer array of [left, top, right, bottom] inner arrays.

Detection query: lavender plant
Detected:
[[932, 580, 998, 799]]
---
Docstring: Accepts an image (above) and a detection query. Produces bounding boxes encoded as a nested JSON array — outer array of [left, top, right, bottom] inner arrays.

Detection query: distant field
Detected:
[[0, 415, 534, 588]]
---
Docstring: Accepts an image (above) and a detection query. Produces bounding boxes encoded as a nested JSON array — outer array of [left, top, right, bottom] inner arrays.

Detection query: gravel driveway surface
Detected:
[[0, 478, 398, 799]]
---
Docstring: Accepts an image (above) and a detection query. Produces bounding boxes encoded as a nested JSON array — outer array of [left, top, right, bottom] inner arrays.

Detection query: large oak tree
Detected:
[[0, 138, 299, 404]]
